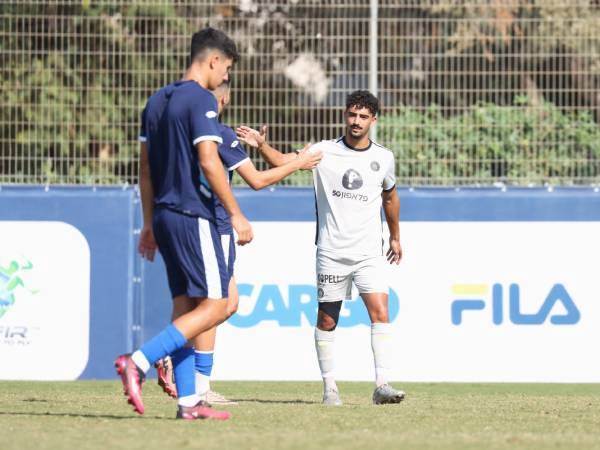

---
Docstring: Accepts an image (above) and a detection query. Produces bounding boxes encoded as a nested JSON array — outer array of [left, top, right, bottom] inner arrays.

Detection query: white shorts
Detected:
[[316, 249, 389, 303]]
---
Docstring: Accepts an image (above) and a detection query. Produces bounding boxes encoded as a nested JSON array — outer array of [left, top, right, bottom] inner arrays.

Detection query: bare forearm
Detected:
[[140, 172, 154, 225], [139, 144, 154, 225], [255, 158, 303, 187], [240, 157, 304, 190], [200, 146, 242, 217], [204, 164, 242, 216], [258, 142, 296, 167], [383, 192, 400, 240]]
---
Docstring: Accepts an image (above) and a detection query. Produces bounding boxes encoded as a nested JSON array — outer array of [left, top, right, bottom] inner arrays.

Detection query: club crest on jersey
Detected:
[[370, 161, 380, 171], [342, 169, 363, 190]]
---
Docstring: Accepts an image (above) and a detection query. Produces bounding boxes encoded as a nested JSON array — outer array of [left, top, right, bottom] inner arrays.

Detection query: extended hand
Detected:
[[386, 238, 402, 264], [138, 226, 157, 262], [296, 143, 322, 169], [236, 125, 267, 149], [231, 213, 254, 246]]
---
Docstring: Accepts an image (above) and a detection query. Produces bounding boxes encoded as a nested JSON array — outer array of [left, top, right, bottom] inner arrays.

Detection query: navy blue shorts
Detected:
[[220, 231, 236, 280], [153, 208, 232, 299]]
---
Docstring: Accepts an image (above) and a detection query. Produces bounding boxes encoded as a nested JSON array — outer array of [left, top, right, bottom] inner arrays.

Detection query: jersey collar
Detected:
[[340, 136, 372, 152]]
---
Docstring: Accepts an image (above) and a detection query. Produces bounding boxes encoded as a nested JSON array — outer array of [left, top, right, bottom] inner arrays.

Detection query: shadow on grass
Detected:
[[232, 398, 319, 405], [0, 411, 168, 420]]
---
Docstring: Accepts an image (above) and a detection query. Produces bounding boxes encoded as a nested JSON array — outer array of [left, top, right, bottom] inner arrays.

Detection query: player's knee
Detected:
[[317, 315, 337, 331], [220, 301, 230, 320], [370, 306, 389, 323], [318, 301, 342, 331], [208, 299, 230, 324], [226, 300, 238, 318]]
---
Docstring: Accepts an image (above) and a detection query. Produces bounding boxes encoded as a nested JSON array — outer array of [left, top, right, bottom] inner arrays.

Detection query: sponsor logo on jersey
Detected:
[[332, 190, 368, 202], [342, 169, 363, 190], [370, 161, 380, 171], [205, 110, 218, 119], [231, 140, 239, 148]]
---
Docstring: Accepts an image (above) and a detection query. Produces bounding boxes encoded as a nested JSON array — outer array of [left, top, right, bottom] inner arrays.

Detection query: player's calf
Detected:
[[315, 301, 343, 404]]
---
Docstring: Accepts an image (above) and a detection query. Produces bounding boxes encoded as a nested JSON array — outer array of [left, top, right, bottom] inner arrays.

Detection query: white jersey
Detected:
[[311, 137, 396, 257]]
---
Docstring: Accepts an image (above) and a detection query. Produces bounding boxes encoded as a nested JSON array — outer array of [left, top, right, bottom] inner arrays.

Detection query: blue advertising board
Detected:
[[1, 186, 599, 380]]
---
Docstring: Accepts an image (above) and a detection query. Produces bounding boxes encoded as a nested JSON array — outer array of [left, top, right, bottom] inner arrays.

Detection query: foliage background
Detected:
[[1, 0, 599, 185]]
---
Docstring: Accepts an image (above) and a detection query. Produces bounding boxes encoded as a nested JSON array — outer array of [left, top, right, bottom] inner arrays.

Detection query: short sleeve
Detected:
[[138, 106, 147, 142], [302, 140, 330, 154], [382, 153, 396, 191], [190, 92, 222, 145], [219, 127, 250, 171]]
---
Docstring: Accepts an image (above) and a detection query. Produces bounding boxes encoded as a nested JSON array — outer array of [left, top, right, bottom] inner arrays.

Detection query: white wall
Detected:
[[213, 221, 600, 382]]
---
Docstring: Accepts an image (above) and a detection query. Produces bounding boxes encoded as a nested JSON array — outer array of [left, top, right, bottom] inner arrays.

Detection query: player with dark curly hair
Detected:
[[344, 89, 380, 116], [237, 89, 405, 406]]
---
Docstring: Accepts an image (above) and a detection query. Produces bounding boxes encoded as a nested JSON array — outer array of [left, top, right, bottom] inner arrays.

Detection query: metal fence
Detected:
[[1, 1, 599, 186]]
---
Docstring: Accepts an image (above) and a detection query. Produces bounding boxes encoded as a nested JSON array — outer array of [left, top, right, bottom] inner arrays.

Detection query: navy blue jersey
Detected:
[[139, 80, 222, 219], [214, 123, 249, 234]]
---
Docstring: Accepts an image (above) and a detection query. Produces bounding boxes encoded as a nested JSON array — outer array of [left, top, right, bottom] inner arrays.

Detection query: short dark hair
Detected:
[[190, 27, 240, 65], [345, 90, 379, 116]]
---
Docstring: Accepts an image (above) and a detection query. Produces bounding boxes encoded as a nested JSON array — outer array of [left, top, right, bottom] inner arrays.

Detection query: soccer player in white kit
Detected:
[[237, 90, 405, 405]]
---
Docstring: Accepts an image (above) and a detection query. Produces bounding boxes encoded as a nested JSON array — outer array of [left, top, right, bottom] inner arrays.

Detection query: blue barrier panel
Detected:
[[142, 186, 600, 334], [201, 187, 600, 382], [0, 186, 138, 379], [2, 186, 599, 380], [235, 187, 600, 221]]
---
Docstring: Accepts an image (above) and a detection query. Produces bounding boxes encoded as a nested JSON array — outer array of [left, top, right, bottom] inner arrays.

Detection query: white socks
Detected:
[[195, 372, 211, 397], [178, 394, 200, 407], [314, 327, 338, 391], [315, 323, 393, 389], [131, 350, 150, 374], [371, 322, 392, 387]]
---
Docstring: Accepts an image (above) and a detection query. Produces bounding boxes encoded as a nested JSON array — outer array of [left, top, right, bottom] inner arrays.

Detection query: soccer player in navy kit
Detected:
[[115, 28, 250, 420], [155, 82, 322, 403]]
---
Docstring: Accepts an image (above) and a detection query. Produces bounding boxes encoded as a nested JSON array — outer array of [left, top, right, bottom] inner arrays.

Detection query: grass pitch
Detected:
[[1, 381, 599, 450]]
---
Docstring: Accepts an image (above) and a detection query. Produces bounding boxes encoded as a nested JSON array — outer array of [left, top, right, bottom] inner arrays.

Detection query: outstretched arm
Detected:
[[382, 186, 402, 264], [235, 144, 321, 190], [236, 125, 297, 167]]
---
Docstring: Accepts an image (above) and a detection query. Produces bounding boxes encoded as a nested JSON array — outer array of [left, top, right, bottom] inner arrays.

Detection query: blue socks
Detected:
[[133, 324, 198, 406], [172, 347, 197, 402], [134, 324, 187, 372], [195, 351, 214, 377], [194, 351, 214, 396]]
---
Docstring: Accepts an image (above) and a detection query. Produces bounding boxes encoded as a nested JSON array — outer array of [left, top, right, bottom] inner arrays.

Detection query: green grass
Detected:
[[1, 381, 599, 450]]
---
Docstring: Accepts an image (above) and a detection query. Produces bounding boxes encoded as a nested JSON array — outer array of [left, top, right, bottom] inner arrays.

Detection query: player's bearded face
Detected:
[[344, 106, 376, 139]]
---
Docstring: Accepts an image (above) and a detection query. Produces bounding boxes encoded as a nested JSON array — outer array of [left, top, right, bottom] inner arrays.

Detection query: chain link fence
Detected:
[[1, 1, 599, 186]]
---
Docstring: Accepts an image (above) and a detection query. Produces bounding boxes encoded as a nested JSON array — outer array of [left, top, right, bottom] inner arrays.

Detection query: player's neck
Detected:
[[182, 65, 209, 90], [343, 134, 371, 151]]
